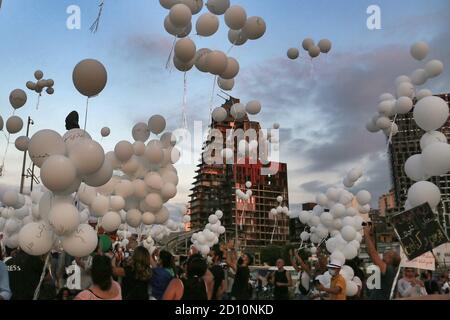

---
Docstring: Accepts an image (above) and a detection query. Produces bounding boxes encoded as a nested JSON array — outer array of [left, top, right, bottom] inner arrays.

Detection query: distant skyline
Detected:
[[0, 0, 449, 215]]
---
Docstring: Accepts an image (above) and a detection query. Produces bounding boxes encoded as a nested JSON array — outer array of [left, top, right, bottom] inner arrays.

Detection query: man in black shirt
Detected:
[[6, 249, 44, 300], [209, 245, 226, 300]]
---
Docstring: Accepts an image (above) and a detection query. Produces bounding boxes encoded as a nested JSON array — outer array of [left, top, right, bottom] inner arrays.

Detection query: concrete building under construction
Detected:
[[389, 93, 450, 236], [188, 97, 289, 251]]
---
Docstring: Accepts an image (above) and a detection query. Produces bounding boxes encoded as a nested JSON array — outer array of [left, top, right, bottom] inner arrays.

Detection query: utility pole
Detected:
[[20, 116, 34, 194]]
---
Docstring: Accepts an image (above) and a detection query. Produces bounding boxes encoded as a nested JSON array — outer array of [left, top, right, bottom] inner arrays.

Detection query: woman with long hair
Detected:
[[75, 255, 122, 300], [163, 254, 214, 300], [112, 246, 152, 300], [149, 249, 177, 300]]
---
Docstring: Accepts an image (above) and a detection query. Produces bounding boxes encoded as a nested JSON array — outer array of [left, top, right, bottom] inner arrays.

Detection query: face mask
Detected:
[[207, 256, 213, 264], [328, 269, 337, 276]]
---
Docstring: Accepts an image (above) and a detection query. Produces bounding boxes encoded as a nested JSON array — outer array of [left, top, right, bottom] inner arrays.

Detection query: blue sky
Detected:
[[0, 0, 449, 210]]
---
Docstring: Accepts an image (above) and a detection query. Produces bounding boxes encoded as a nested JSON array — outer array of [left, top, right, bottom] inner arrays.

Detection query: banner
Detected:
[[400, 248, 435, 270], [433, 243, 450, 267], [390, 203, 449, 260]]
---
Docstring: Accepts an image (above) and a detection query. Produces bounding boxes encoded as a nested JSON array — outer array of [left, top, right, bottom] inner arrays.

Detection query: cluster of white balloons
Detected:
[[160, 0, 266, 91], [0, 190, 33, 250], [365, 42, 448, 211], [287, 38, 332, 60], [269, 195, 290, 220], [297, 170, 372, 262], [26, 70, 55, 96], [212, 100, 261, 123], [190, 209, 226, 255], [312, 263, 362, 297], [366, 41, 445, 138]]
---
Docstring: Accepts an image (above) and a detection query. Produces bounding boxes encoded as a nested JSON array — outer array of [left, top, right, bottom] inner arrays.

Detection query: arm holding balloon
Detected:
[[293, 249, 311, 276], [364, 226, 386, 274]]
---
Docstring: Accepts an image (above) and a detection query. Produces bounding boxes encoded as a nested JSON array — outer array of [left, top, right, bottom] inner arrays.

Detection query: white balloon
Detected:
[[15, 136, 30, 152], [40, 155, 77, 193], [175, 37, 196, 62], [404, 154, 428, 181], [101, 127, 110, 137], [246, 100, 261, 115], [414, 96, 448, 131], [242, 16, 266, 40], [142, 212, 156, 225], [346, 281, 359, 297], [206, 0, 229, 15], [146, 140, 164, 165], [132, 122, 150, 143], [422, 142, 450, 176], [63, 129, 92, 151], [148, 115, 167, 135], [62, 224, 98, 258], [115, 141, 134, 162], [212, 107, 228, 122], [330, 251, 346, 265], [316, 193, 328, 206], [2, 190, 19, 207], [19, 221, 54, 256], [110, 196, 126, 211], [220, 57, 239, 80], [169, 3, 192, 28], [365, 120, 380, 133], [395, 96, 413, 114], [341, 225, 357, 241], [126, 209, 142, 228], [28, 129, 67, 168], [308, 46, 321, 58], [342, 244, 358, 260], [194, 48, 211, 72], [318, 39, 332, 53], [356, 190, 371, 206], [161, 183, 177, 201], [164, 15, 192, 37], [411, 69, 427, 86], [230, 103, 246, 120], [48, 202, 80, 236], [410, 41, 429, 61], [196, 13, 219, 37], [228, 29, 247, 46], [415, 89, 432, 102], [160, 0, 179, 10], [83, 160, 113, 188], [102, 211, 122, 232], [396, 82, 415, 99], [206, 50, 228, 75], [326, 188, 340, 202], [91, 195, 110, 217], [425, 60, 444, 78], [224, 5, 246, 30], [408, 181, 441, 208], [180, 0, 203, 14], [395, 75, 411, 86], [145, 193, 163, 212], [69, 139, 105, 175], [217, 77, 234, 91], [331, 203, 346, 218], [154, 206, 170, 225], [420, 131, 447, 150]]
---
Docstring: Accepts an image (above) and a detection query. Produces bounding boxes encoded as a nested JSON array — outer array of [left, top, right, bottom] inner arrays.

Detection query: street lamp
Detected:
[[20, 116, 35, 194]]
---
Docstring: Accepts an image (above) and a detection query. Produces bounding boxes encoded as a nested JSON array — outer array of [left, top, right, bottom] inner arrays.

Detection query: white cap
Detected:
[[327, 259, 343, 269]]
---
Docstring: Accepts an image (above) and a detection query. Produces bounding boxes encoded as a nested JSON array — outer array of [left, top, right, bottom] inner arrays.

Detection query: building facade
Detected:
[[189, 97, 290, 251], [389, 93, 450, 236]]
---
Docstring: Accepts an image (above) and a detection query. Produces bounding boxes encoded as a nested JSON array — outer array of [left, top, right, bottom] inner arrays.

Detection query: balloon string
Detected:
[[227, 44, 235, 55], [386, 113, 398, 153], [1, 132, 11, 176], [84, 97, 89, 131], [209, 75, 218, 115], [35, 93, 41, 110], [182, 72, 188, 130], [270, 215, 278, 244], [33, 251, 51, 300], [90, 0, 105, 33], [165, 36, 177, 70]]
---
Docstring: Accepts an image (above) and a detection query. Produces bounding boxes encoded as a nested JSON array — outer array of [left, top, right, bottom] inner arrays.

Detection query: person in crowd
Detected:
[[364, 225, 401, 300], [225, 241, 253, 300], [75, 255, 122, 300], [56, 287, 72, 300], [422, 270, 440, 295], [0, 246, 12, 300], [209, 244, 226, 300], [269, 258, 292, 300], [397, 268, 427, 298], [5, 248, 45, 300], [163, 254, 214, 300], [112, 246, 152, 300], [149, 249, 176, 300], [315, 259, 347, 300], [439, 272, 449, 294], [290, 249, 312, 299]]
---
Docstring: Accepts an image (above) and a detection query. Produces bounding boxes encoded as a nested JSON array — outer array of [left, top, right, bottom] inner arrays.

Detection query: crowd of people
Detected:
[[0, 226, 449, 301]]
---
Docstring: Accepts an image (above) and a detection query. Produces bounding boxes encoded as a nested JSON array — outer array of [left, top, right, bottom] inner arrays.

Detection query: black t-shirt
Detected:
[[273, 270, 289, 299], [181, 277, 208, 301], [121, 266, 150, 300], [210, 264, 225, 300], [6, 251, 44, 300], [424, 279, 439, 294], [231, 266, 251, 300]]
